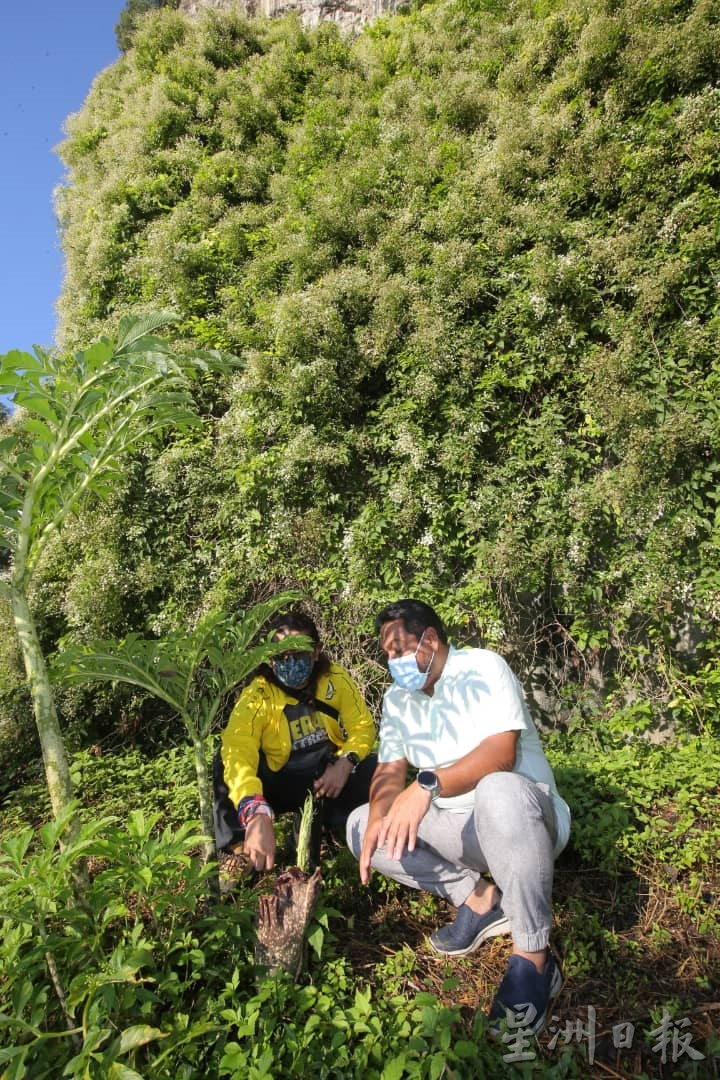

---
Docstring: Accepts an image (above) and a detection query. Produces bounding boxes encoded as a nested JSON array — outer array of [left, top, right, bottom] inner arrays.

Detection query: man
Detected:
[[346, 599, 570, 1037]]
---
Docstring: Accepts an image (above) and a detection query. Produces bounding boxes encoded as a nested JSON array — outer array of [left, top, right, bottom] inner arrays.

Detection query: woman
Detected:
[[213, 609, 377, 872]]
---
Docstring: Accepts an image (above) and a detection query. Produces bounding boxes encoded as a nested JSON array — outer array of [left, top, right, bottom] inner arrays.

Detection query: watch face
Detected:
[[417, 769, 439, 793]]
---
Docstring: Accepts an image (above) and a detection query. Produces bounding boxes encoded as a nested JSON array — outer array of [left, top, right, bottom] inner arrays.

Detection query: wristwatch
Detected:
[[417, 769, 441, 800], [339, 752, 360, 773]]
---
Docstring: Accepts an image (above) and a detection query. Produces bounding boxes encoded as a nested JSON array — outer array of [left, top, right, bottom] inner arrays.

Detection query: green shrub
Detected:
[[45, 0, 720, 739]]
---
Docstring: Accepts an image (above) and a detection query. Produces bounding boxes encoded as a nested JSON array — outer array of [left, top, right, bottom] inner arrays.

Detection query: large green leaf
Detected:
[[2, 317, 236, 582], [53, 591, 303, 739], [115, 310, 179, 352], [117, 1024, 167, 1053]]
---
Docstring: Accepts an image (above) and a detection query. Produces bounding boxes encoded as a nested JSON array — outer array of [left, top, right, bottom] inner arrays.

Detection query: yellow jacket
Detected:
[[221, 663, 376, 807]]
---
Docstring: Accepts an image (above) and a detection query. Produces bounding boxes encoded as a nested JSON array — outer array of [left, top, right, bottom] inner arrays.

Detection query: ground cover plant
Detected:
[[0, 718, 717, 1078]]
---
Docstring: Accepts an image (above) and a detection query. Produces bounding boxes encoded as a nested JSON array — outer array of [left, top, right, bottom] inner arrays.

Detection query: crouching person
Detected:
[[215, 608, 377, 872], [347, 599, 570, 1037]]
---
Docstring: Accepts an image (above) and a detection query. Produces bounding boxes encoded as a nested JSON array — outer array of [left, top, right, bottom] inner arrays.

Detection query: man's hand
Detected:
[[359, 815, 385, 885], [377, 782, 431, 862], [314, 756, 353, 799], [358, 758, 409, 884], [243, 812, 276, 872]]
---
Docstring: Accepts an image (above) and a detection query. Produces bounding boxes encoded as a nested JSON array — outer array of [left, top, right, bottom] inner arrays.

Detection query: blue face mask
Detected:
[[388, 631, 435, 692], [273, 652, 314, 689]]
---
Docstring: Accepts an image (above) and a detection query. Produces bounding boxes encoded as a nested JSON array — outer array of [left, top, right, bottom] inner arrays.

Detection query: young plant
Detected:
[[255, 794, 323, 980], [0, 313, 234, 838], [0, 796, 214, 1078]]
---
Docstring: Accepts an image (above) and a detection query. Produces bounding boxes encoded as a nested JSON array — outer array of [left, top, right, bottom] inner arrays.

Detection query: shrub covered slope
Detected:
[[3, 0, 717, 741], [33, 0, 720, 725]]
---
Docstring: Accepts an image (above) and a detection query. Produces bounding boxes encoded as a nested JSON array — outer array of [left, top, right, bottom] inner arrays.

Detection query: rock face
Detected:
[[178, 0, 400, 32]]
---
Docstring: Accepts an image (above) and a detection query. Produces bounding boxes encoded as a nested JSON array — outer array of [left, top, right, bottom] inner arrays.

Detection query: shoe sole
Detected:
[[487, 961, 564, 1039], [429, 913, 512, 957]]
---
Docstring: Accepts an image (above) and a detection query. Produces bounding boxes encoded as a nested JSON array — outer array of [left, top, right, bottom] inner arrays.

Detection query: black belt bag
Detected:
[[281, 739, 336, 778]]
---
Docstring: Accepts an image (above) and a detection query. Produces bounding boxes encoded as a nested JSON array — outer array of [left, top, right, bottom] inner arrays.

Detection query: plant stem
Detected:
[[295, 794, 316, 875], [190, 732, 217, 870], [9, 588, 77, 837], [39, 923, 82, 1051]]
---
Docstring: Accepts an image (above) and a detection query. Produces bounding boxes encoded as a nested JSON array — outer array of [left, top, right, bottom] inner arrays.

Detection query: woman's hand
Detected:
[[314, 756, 354, 799], [243, 812, 276, 872]]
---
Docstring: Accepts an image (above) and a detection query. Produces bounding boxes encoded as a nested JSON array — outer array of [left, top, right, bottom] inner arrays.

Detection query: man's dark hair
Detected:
[[375, 599, 448, 644]]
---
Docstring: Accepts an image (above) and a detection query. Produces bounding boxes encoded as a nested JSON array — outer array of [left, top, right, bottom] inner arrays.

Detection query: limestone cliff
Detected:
[[178, 0, 401, 32]]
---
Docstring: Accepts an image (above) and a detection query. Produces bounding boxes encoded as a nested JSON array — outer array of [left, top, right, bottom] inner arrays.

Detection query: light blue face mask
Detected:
[[273, 652, 314, 689], [388, 631, 435, 692]]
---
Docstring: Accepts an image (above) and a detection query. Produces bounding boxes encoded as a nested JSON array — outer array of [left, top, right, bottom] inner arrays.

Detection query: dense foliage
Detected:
[[116, 0, 180, 52], [0, 727, 717, 1077], [15, 0, 712, 754]]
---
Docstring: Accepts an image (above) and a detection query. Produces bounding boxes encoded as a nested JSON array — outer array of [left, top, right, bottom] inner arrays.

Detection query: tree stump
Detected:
[[254, 867, 322, 980]]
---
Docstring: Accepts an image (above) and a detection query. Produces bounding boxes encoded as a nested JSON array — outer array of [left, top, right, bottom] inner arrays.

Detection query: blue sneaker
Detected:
[[488, 949, 563, 1038], [429, 899, 510, 956]]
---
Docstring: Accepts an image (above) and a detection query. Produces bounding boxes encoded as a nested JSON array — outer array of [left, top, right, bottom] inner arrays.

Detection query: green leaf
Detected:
[[0, 438, 18, 468], [23, 418, 56, 445], [1, 829, 36, 867], [78, 341, 114, 370], [0, 350, 43, 376], [117, 1024, 167, 1053], [0, 1010, 39, 1035], [115, 312, 179, 353], [381, 1056, 408, 1080], [307, 923, 325, 960], [108, 1066, 146, 1080], [0, 1046, 30, 1076], [12, 394, 60, 426]]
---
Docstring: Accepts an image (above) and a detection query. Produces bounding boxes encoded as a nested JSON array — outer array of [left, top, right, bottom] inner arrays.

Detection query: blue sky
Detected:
[[1, 2, 126, 360]]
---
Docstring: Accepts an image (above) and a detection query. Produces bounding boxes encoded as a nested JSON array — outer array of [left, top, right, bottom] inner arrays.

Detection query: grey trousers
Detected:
[[346, 771, 558, 954]]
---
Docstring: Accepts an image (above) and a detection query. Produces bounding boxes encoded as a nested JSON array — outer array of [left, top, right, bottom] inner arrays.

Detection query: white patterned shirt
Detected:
[[379, 645, 570, 853]]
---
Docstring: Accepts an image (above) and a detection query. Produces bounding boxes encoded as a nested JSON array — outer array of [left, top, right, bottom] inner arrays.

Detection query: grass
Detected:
[[311, 844, 718, 1077], [1, 731, 718, 1078]]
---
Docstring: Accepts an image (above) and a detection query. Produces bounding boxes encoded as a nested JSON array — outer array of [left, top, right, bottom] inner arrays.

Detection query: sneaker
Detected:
[[429, 898, 510, 956], [488, 948, 563, 1038]]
